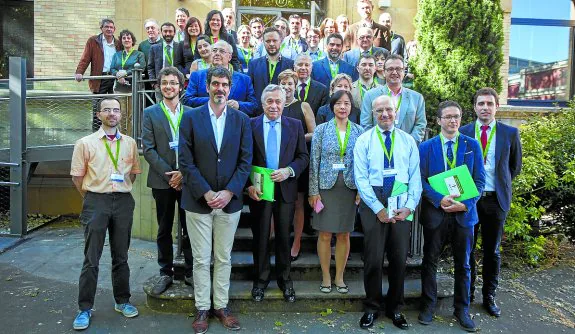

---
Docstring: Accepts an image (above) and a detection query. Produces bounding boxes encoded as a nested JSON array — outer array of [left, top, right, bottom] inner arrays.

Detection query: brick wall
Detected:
[[34, 0, 116, 90]]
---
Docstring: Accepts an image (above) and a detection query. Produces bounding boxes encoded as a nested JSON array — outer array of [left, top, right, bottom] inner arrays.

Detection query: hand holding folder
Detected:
[[249, 166, 275, 202], [427, 165, 479, 202], [387, 181, 414, 221]]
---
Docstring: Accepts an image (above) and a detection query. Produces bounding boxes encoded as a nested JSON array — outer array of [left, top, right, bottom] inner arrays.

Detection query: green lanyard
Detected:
[[121, 49, 134, 69], [299, 81, 311, 102], [240, 47, 252, 67], [375, 128, 395, 165], [279, 43, 286, 54], [190, 42, 196, 56], [440, 134, 459, 169], [210, 34, 219, 44], [160, 102, 184, 135], [199, 59, 209, 69], [289, 38, 299, 51], [311, 50, 323, 60], [329, 61, 339, 79], [163, 43, 173, 65], [359, 81, 376, 99], [103, 138, 120, 172], [268, 61, 277, 81], [475, 122, 496, 162], [387, 86, 403, 112], [334, 119, 351, 161]]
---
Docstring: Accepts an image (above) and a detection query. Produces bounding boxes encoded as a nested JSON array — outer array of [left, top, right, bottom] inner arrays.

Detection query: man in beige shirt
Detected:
[[70, 97, 141, 331]]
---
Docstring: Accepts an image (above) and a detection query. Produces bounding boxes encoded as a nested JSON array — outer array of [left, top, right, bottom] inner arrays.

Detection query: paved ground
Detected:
[[1, 221, 574, 333]]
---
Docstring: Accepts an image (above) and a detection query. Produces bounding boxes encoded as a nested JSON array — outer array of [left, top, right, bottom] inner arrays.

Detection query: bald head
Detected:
[[379, 13, 392, 29]]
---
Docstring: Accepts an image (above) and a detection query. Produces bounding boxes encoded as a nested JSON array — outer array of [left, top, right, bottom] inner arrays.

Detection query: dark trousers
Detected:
[[359, 201, 411, 313], [152, 188, 193, 277], [470, 195, 506, 298], [421, 214, 474, 313], [78, 192, 135, 311], [249, 190, 295, 290], [92, 78, 115, 131]]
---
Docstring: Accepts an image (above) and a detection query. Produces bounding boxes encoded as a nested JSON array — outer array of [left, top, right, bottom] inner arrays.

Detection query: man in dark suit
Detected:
[[460, 88, 522, 317], [293, 53, 329, 114], [248, 27, 295, 115], [147, 22, 177, 97], [311, 33, 358, 88], [343, 27, 389, 68], [247, 84, 309, 304], [182, 40, 258, 116], [142, 66, 194, 295], [418, 101, 486, 332], [222, 8, 238, 44], [178, 67, 252, 333]]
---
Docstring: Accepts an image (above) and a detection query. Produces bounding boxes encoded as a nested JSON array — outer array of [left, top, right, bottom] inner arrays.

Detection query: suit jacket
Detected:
[[343, 46, 389, 68], [351, 80, 382, 110], [248, 56, 295, 114], [344, 21, 391, 51], [360, 85, 427, 143], [173, 41, 198, 76], [390, 33, 406, 58], [142, 104, 193, 189], [297, 79, 329, 115], [178, 104, 253, 214], [138, 37, 162, 64], [308, 120, 364, 195], [182, 69, 258, 116], [311, 57, 358, 88], [250, 115, 309, 203], [419, 134, 486, 229], [147, 42, 179, 81], [460, 121, 522, 212], [75, 34, 122, 92]]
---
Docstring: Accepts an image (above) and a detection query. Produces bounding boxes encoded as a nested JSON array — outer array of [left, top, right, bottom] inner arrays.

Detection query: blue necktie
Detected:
[[382, 130, 395, 200], [446, 141, 454, 170], [266, 121, 278, 169]]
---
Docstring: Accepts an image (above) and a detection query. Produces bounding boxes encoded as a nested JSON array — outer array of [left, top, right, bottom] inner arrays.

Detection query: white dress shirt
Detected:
[[209, 104, 227, 152], [102, 36, 116, 72], [475, 119, 496, 191], [354, 125, 422, 214]]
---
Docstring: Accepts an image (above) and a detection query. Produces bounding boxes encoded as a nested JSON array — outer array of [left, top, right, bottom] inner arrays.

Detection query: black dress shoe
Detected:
[[483, 295, 501, 317], [282, 287, 296, 303], [251, 287, 265, 302], [290, 253, 300, 262], [359, 312, 378, 329], [386, 312, 409, 330]]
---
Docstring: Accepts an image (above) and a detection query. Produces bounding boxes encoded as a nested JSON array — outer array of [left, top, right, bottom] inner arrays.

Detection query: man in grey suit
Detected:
[[360, 54, 426, 143], [142, 67, 194, 295]]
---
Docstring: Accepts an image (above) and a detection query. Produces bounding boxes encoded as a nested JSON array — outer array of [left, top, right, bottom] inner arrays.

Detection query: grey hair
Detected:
[[261, 84, 286, 105], [372, 95, 392, 109], [143, 18, 159, 28], [212, 40, 233, 53], [294, 53, 313, 64]]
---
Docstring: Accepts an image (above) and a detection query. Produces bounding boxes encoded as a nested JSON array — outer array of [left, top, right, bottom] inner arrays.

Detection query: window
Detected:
[[508, 0, 574, 106]]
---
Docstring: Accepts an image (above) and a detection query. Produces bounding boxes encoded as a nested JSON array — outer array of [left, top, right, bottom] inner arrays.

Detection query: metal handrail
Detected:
[[0, 74, 119, 83]]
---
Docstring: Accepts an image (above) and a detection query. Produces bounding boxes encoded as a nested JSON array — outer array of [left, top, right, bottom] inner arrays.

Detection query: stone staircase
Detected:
[[144, 211, 454, 313]]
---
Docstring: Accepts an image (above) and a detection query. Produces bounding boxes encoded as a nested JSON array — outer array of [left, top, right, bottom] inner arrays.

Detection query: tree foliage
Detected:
[[412, 0, 504, 130]]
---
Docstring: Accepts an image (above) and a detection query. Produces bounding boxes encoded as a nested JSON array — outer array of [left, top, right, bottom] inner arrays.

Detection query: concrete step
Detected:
[[226, 251, 422, 280], [232, 227, 365, 252], [144, 275, 454, 313]]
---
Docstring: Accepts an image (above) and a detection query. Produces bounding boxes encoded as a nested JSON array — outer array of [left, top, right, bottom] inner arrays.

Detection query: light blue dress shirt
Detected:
[[263, 115, 281, 166], [475, 120, 496, 191], [354, 125, 422, 214], [208, 104, 227, 152]]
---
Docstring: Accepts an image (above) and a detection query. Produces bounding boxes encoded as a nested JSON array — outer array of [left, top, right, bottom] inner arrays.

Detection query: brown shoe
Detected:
[[192, 310, 209, 334], [213, 307, 241, 330]]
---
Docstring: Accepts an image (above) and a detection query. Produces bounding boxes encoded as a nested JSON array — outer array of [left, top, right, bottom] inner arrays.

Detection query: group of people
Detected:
[[71, 1, 522, 333]]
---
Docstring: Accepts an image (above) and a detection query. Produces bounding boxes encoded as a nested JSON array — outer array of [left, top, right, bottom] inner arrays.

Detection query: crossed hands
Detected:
[[376, 207, 412, 224], [204, 189, 233, 209], [166, 171, 183, 191], [440, 194, 467, 213]]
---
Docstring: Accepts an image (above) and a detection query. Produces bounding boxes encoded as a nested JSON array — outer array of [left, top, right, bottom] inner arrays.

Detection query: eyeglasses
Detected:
[[358, 35, 373, 40], [440, 115, 461, 121], [384, 67, 404, 73], [373, 109, 393, 114], [212, 48, 229, 54], [160, 81, 180, 87]]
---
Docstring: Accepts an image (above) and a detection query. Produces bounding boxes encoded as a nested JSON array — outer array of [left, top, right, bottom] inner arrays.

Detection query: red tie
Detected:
[[480, 125, 489, 152]]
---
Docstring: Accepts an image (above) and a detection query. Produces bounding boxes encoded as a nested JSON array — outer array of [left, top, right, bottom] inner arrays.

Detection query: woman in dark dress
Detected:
[[204, 10, 241, 71], [174, 17, 203, 78], [278, 69, 316, 262]]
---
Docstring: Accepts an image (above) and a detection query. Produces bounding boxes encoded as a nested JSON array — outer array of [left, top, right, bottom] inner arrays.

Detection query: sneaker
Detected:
[[114, 303, 139, 318], [151, 275, 173, 295], [73, 310, 91, 330]]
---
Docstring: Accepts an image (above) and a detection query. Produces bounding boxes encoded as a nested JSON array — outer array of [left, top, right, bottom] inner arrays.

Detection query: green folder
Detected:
[[249, 166, 275, 202], [390, 181, 414, 221], [427, 165, 479, 202]]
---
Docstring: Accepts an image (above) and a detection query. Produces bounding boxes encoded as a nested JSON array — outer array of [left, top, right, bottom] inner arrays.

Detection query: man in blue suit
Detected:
[[178, 67, 252, 333], [460, 88, 522, 318], [182, 40, 258, 116], [147, 23, 177, 91], [343, 27, 389, 68], [361, 54, 426, 143], [418, 101, 486, 332], [311, 33, 358, 88], [293, 53, 329, 114], [249, 27, 295, 115], [247, 84, 309, 304]]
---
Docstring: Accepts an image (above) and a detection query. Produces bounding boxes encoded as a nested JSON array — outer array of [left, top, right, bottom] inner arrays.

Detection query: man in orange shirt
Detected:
[[70, 97, 141, 331]]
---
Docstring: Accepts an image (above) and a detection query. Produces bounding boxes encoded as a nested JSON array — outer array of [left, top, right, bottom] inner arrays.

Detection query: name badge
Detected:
[[387, 195, 398, 217], [394, 119, 399, 125], [382, 168, 397, 177], [111, 173, 125, 182], [332, 163, 346, 171], [169, 140, 179, 150]]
